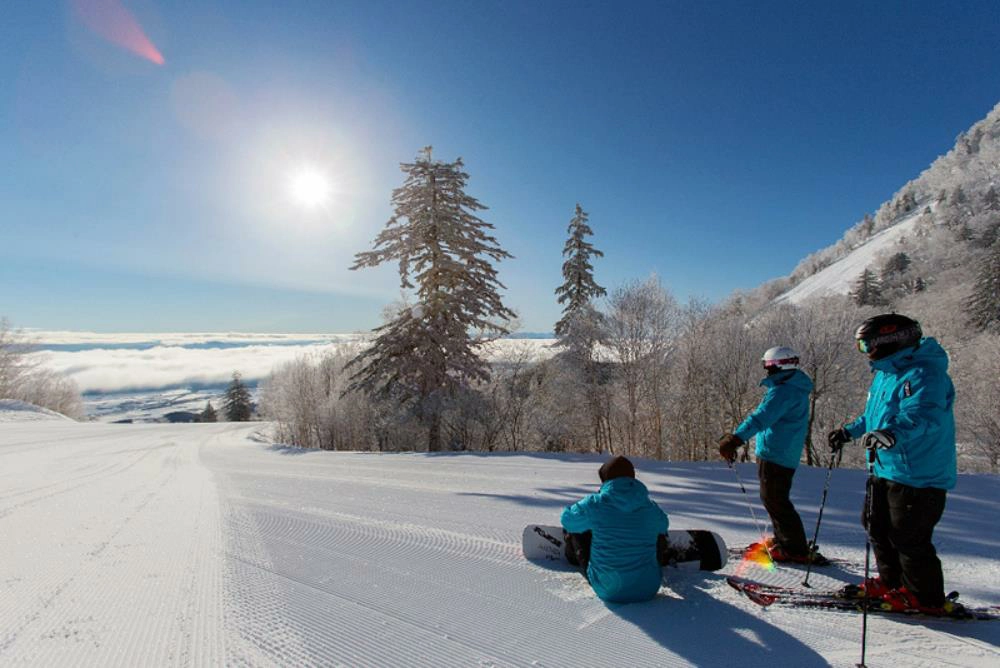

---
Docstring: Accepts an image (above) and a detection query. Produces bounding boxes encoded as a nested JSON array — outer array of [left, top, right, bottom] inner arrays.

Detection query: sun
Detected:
[[288, 167, 332, 209]]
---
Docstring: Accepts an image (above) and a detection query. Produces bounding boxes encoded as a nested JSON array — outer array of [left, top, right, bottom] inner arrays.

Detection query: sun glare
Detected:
[[289, 167, 332, 209]]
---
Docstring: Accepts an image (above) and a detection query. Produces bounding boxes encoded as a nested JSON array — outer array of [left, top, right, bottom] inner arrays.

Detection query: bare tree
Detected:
[[606, 276, 680, 457], [0, 318, 83, 418]]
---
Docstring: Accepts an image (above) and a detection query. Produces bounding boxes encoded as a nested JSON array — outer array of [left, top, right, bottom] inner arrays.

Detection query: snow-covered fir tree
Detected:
[[347, 147, 516, 452], [881, 251, 911, 280], [554, 204, 606, 357], [850, 268, 884, 307], [200, 401, 218, 423], [224, 372, 253, 422], [966, 242, 1000, 331]]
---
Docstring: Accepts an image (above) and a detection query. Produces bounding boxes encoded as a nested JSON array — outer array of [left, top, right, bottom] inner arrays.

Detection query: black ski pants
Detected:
[[863, 476, 947, 607], [758, 459, 809, 555], [564, 530, 671, 576]]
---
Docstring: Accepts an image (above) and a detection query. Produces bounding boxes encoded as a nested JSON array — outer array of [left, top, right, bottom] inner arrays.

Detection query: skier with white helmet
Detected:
[[719, 346, 822, 563]]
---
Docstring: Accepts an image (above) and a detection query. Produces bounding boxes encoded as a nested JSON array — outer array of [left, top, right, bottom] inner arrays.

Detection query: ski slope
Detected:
[[775, 210, 924, 305], [1, 416, 998, 667]]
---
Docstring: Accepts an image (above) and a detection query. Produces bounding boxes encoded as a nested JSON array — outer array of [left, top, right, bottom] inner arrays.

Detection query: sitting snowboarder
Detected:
[[718, 346, 826, 564], [560, 455, 669, 603]]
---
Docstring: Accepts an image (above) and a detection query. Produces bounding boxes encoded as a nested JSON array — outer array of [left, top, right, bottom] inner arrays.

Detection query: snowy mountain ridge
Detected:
[[775, 206, 927, 304], [769, 100, 1000, 308]]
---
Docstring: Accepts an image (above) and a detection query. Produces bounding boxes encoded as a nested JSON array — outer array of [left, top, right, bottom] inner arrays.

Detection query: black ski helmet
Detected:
[[854, 314, 922, 360]]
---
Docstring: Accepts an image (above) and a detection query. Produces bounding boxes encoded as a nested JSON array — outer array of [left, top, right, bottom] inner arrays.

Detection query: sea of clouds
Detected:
[[25, 331, 555, 421]]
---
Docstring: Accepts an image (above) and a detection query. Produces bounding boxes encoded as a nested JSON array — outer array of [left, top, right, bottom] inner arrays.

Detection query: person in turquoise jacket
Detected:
[[719, 346, 818, 563], [560, 456, 669, 603], [828, 314, 957, 613]]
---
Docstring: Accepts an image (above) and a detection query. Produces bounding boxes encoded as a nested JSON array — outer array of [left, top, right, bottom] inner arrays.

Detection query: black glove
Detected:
[[862, 430, 895, 450], [827, 428, 851, 452], [718, 433, 743, 463]]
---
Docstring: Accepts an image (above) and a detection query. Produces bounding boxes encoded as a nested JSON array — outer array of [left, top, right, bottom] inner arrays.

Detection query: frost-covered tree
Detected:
[[0, 318, 82, 418], [850, 268, 884, 307], [606, 276, 679, 458], [881, 252, 911, 280], [224, 372, 253, 422], [200, 401, 217, 423], [861, 213, 875, 237], [983, 186, 1000, 212], [346, 147, 515, 451], [966, 243, 1000, 331]]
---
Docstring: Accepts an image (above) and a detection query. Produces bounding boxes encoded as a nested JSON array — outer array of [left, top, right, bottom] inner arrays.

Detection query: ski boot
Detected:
[[840, 576, 894, 600]]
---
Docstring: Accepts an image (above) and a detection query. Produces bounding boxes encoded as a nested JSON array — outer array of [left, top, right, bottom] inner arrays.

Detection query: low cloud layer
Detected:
[[29, 333, 556, 394]]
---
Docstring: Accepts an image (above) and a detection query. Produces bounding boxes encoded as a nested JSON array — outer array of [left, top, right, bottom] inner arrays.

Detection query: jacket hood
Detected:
[[871, 337, 948, 374], [599, 477, 652, 513], [761, 368, 813, 393]]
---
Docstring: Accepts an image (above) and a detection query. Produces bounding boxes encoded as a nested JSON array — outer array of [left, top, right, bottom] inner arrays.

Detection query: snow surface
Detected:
[[1, 415, 998, 666], [0, 400, 75, 423], [775, 210, 924, 305]]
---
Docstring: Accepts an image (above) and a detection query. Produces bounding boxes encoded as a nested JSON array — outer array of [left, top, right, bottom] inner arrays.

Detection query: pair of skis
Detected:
[[726, 575, 1000, 621]]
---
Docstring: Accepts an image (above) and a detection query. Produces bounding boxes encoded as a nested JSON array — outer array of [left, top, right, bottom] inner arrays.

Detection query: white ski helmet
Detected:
[[762, 346, 800, 371]]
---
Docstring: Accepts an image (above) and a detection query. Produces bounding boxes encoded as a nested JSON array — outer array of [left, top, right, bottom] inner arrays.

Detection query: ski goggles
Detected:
[[856, 338, 872, 353]]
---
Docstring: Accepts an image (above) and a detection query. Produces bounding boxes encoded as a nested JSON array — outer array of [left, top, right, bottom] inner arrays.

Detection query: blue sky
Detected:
[[3, 1, 1000, 333]]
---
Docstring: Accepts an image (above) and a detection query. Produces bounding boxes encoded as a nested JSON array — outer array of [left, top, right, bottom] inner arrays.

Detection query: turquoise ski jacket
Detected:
[[560, 477, 669, 603], [734, 368, 814, 470], [845, 338, 956, 490]]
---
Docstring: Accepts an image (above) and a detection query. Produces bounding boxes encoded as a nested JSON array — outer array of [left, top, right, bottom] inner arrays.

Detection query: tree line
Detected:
[[259, 147, 1000, 473]]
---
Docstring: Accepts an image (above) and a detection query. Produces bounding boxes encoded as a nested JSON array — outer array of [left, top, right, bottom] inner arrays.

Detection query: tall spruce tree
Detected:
[[554, 204, 606, 358], [850, 268, 884, 307], [966, 242, 1000, 331], [346, 147, 515, 451], [224, 372, 253, 422], [553, 204, 610, 452]]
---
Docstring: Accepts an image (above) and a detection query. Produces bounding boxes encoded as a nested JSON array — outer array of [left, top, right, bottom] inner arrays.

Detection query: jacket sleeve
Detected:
[[734, 385, 790, 443], [884, 368, 948, 445], [845, 414, 867, 439], [561, 494, 597, 533], [654, 504, 669, 534]]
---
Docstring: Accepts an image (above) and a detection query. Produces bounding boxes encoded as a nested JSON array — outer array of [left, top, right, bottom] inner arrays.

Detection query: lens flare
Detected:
[[71, 0, 165, 65], [734, 541, 776, 576]]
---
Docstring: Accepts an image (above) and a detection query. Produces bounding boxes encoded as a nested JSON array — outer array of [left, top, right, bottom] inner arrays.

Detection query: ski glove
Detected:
[[718, 433, 743, 463], [827, 428, 851, 452], [862, 430, 896, 450]]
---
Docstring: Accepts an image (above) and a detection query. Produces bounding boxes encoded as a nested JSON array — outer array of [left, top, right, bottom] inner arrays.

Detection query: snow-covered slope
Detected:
[[775, 209, 923, 305], [0, 399, 75, 423], [1, 421, 997, 666]]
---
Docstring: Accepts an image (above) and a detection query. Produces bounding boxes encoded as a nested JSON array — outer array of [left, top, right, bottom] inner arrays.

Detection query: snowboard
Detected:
[[726, 575, 1000, 621], [522, 524, 728, 571]]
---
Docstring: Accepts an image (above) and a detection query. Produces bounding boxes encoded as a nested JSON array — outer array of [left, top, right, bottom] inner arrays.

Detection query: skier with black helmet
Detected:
[[828, 313, 958, 614], [719, 346, 822, 563]]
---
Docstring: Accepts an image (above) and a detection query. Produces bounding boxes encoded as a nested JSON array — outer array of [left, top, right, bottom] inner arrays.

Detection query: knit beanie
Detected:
[[599, 455, 636, 483]]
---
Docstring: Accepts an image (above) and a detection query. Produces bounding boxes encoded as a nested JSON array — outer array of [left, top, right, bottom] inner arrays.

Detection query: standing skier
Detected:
[[828, 314, 958, 614], [719, 346, 822, 563], [560, 456, 669, 603]]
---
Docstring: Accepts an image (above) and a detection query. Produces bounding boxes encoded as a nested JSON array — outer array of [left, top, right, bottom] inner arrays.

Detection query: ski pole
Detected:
[[728, 459, 774, 564], [802, 448, 842, 588], [857, 446, 877, 668]]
